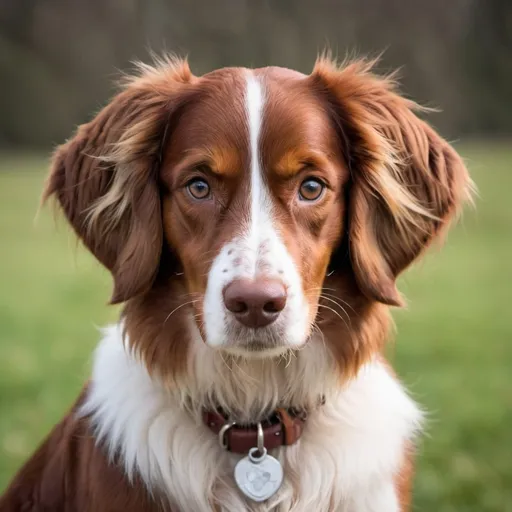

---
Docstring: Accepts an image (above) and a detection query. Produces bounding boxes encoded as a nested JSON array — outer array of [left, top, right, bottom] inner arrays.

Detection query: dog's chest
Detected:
[[160, 407, 407, 512], [83, 329, 422, 512]]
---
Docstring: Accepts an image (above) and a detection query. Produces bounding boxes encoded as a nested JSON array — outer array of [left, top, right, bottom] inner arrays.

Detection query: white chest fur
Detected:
[[81, 325, 422, 512]]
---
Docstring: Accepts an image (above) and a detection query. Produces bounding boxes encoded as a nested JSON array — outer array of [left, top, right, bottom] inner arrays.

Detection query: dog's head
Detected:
[[44, 56, 473, 377]]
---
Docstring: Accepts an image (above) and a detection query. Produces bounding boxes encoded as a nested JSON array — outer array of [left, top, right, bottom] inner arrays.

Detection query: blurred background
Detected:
[[0, 1, 510, 510]]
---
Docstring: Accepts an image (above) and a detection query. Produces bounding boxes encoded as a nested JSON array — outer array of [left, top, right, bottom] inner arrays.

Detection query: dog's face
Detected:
[[44, 57, 472, 370], [161, 67, 346, 355]]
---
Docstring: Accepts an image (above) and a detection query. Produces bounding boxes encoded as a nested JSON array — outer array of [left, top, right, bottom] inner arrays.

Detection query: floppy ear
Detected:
[[311, 58, 474, 306], [43, 57, 195, 304]]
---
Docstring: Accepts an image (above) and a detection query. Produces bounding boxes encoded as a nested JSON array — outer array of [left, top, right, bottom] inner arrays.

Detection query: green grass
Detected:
[[0, 144, 510, 510]]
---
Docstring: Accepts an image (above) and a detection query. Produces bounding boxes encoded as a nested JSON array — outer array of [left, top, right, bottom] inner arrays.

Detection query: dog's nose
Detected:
[[223, 278, 287, 328]]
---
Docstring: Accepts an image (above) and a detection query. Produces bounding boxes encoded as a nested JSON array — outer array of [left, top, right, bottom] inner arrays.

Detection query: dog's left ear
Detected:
[[43, 57, 195, 304], [311, 58, 474, 306]]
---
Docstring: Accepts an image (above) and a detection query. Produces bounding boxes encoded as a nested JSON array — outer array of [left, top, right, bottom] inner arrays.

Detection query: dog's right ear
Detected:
[[311, 57, 474, 306], [43, 57, 195, 304]]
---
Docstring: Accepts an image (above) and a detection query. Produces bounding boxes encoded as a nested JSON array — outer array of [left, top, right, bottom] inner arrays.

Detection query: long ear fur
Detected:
[[43, 56, 195, 303], [311, 57, 475, 306]]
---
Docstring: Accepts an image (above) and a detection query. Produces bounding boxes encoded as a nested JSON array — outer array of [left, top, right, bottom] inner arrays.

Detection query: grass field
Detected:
[[0, 144, 511, 510]]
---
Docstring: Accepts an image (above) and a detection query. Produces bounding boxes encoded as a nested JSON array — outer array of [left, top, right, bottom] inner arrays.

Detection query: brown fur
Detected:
[[395, 443, 416, 511], [0, 389, 170, 512]]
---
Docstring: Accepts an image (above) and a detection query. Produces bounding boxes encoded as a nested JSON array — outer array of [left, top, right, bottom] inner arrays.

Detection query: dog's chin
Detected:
[[219, 341, 292, 359]]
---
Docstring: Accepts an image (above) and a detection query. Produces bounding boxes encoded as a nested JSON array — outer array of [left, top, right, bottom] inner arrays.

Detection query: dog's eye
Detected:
[[299, 178, 325, 201], [187, 178, 210, 200]]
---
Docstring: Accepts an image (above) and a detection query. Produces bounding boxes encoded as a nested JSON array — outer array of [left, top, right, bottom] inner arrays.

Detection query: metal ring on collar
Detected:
[[218, 420, 236, 449], [257, 422, 265, 454]]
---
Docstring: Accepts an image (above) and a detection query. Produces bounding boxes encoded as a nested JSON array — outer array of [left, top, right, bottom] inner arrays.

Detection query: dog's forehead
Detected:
[[256, 70, 338, 167], [166, 65, 334, 177], [190, 65, 315, 131], [171, 68, 248, 152]]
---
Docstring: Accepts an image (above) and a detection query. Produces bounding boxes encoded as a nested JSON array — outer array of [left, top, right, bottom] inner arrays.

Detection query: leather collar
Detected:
[[203, 407, 310, 454]]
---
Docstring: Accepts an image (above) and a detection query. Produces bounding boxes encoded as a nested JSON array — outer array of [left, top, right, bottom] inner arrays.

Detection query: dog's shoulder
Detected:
[[0, 387, 166, 512]]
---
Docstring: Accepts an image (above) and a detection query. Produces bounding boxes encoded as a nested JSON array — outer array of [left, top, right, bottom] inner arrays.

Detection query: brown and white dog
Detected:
[[1, 56, 473, 511]]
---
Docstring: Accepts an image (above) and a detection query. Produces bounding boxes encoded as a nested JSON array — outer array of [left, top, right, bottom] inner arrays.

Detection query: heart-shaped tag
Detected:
[[234, 452, 283, 502]]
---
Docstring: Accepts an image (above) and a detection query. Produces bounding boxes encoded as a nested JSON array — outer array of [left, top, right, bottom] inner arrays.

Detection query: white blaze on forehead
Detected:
[[245, 72, 270, 273]]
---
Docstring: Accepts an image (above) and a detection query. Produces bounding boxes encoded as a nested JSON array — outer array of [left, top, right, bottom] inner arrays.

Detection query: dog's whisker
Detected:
[[318, 295, 352, 326], [304, 286, 339, 293], [163, 300, 199, 325], [316, 304, 351, 331], [319, 293, 356, 313]]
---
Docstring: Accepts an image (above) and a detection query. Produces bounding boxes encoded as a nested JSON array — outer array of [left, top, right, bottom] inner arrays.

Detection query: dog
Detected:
[[0, 55, 473, 511]]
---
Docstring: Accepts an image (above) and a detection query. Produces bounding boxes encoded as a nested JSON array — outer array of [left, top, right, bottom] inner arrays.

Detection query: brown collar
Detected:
[[203, 407, 308, 454]]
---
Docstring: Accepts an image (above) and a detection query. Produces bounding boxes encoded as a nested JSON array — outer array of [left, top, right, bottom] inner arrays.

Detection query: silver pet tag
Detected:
[[234, 447, 283, 502]]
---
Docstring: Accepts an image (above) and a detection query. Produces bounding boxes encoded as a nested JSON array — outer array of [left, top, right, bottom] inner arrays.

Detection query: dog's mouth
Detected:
[[195, 317, 308, 358]]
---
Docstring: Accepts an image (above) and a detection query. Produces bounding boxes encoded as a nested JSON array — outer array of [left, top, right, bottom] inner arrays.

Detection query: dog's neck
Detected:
[[167, 332, 339, 425]]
